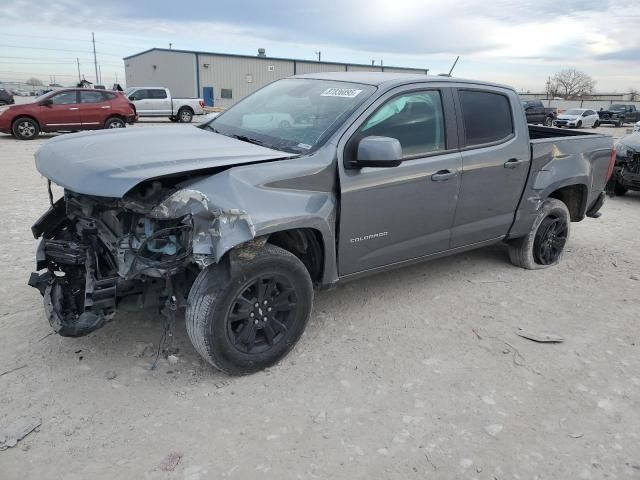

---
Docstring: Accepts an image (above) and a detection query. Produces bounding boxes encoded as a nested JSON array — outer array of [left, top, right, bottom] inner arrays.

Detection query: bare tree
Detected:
[[549, 69, 595, 99], [25, 77, 43, 87], [629, 88, 639, 102]]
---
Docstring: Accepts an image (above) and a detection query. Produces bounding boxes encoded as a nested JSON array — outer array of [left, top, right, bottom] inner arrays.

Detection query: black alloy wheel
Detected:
[[227, 274, 298, 355], [533, 215, 568, 265]]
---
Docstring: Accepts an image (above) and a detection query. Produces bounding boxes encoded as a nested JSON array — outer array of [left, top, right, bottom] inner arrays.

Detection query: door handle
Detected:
[[504, 158, 525, 168], [431, 170, 457, 181], [68, 107, 79, 110], [100, 106, 111, 109]]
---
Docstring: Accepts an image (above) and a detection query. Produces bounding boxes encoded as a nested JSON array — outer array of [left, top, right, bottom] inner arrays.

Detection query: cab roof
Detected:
[[293, 72, 513, 91]]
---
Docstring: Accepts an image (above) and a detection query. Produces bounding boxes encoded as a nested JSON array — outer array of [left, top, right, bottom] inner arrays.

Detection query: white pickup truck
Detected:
[[124, 87, 205, 123]]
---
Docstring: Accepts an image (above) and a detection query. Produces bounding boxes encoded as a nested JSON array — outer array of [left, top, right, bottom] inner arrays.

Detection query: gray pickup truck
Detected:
[[29, 73, 614, 374]]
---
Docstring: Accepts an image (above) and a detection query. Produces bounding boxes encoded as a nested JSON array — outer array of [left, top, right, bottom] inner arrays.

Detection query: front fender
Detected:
[[151, 154, 339, 284]]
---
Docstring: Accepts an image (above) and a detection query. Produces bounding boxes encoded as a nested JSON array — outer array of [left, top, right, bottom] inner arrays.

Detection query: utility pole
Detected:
[[76, 58, 81, 83], [315, 51, 321, 62], [98, 64, 102, 85], [169, 43, 172, 49], [92, 32, 99, 83]]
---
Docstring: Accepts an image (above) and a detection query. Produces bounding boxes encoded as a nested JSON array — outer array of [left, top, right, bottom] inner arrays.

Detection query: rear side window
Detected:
[[80, 91, 106, 103], [459, 90, 513, 147], [149, 89, 167, 99]]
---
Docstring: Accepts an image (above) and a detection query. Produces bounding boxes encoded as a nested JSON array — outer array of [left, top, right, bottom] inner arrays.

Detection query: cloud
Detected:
[[0, 0, 639, 90], [596, 48, 640, 61]]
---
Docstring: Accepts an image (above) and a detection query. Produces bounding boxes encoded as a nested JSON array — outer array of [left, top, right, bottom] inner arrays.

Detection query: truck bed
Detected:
[[528, 125, 600, 140], [507, 125, 613, 239]]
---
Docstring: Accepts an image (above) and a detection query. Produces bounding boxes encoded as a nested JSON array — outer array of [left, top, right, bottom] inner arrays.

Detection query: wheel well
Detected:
[[178, 106, 194, 113], [267, 229, 324, 283], [548, 184, 587, 221], [12, 115, 40, 130]]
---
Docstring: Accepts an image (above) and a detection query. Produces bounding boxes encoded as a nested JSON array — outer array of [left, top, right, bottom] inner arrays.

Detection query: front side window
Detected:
[[208, 78, 375, 153], [80, 91, 106, 103], [51, 91, 78, 105], [357, 90, 445, 157], [459, 90, 513, 147], [129, 90, 148, 101]]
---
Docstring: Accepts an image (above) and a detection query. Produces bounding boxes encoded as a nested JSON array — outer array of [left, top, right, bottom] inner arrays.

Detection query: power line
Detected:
[[0, 44, 123, 57], [0, 32, 92, 43]]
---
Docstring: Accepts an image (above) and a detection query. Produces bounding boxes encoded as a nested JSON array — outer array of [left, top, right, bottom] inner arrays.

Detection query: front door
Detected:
[[40, 90, 82, 129], [338, 87, 462, 276], [450, 88, 530, 248]]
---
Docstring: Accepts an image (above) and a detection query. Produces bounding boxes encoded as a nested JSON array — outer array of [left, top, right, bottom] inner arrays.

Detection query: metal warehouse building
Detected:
[[124, 48, 429, 108]]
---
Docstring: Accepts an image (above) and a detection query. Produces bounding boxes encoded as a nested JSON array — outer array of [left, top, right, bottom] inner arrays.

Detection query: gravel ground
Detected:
[[1, 121, 639, 480]]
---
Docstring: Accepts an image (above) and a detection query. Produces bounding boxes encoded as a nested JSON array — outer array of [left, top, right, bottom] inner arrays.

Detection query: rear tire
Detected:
[[104, 117, 126, 129], [576, 121, 582, 128], [614, 181, 628, 196], [177, 107, 193, 123], [508, 198, 570, 270], [592, 120, 599, 128], [186, 243, 313, 375], [544, 116, 553, 127], [12, 117, 39, 140]]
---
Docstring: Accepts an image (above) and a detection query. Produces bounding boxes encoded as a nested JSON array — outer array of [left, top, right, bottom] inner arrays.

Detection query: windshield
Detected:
[[609, 104, 625, 111], [564, 109, 584, 115], [204, 78, 376, 153]]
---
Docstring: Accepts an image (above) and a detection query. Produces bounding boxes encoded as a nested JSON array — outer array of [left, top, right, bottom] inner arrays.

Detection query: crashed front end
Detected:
[[28, 182, 203, 337]]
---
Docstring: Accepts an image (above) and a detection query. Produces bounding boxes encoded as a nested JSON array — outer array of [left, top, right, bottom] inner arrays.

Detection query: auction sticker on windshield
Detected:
[[321, 88, 363, 98]]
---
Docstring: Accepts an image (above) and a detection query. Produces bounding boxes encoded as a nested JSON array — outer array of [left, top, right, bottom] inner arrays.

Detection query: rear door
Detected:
[[146, 88, 171, 115], [39, 90, 81, 129], [337, 85, 463, 276], [450, 87, 530, 248], [79, 90, 110, 128]]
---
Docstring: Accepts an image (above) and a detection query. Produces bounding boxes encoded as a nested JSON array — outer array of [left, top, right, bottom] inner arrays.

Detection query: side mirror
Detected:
[[40, 98, 53, 106], [356, 136, 403, 168]]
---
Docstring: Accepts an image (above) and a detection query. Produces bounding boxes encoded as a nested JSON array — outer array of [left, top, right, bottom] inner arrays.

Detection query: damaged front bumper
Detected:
[[29, 193, 194, 337]]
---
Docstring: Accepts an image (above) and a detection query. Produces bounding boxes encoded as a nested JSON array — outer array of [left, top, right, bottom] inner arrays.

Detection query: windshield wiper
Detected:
[[231, 134, 264, 147]]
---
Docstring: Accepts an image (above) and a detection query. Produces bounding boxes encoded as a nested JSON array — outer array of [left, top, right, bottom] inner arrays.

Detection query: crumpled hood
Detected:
[[557, 114, 579, 120], [35, 126, 294, 198]]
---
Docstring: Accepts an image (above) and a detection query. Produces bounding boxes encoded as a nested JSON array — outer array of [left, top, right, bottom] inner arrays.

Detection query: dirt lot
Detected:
[[1, 122, 639, 480]]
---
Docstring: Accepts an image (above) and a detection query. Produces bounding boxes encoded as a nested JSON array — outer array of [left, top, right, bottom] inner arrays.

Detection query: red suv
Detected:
[[0, 88, 137, 140]]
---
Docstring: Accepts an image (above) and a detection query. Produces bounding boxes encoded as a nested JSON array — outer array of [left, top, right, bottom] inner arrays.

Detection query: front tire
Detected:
[[177, 107, 193, 123], [186, 243, 313, 375], [592, 120, 600, 128], [105, 117, 126, 129], [508, 198, 570, 270], [544, 116, 553, 127], [576, 121, 582, 128], [12, 117, 39, 140]]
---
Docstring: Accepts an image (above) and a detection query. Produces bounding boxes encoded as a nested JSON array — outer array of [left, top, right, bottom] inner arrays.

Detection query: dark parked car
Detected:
[[520, 99, 556, 126], [607, 132, 640, 195], [598, 104, 640, 127], [0, 88, 137, 140], [29, 73, 613, 374], [0, 86, 15, 105]]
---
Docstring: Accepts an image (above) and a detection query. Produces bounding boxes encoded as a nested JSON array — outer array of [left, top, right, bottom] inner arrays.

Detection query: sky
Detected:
[[0, 0, 639, 92]]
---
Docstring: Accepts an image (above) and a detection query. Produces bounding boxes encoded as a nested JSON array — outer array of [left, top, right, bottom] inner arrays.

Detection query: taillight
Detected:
[[606, 148, 616, 181], [199, 100, 205, 108]]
